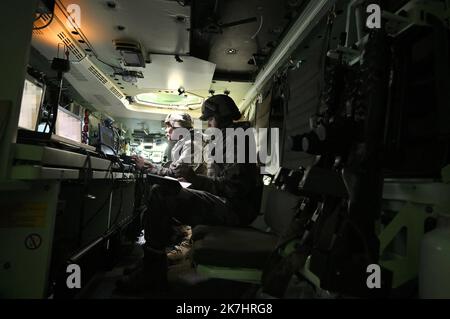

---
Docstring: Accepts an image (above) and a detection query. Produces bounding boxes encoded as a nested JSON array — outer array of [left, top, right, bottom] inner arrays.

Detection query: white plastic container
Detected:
[[419, 214, 450, 299]]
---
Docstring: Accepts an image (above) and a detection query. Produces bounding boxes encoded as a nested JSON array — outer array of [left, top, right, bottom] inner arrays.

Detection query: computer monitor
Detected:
[[55, 107, 82, 143], [18, 75, 45, 131], [37, 106, 82, 142], [98, 124, 117, 156]]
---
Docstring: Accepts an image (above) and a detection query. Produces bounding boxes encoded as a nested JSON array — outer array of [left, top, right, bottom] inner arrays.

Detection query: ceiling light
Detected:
[[134, 91, 204, 110], [227, 48, 237, 54]]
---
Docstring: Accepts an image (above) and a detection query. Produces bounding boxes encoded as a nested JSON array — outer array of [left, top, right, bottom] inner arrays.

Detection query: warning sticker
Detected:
[[25, 233, 42, 250], [0, 203, 47, 228]]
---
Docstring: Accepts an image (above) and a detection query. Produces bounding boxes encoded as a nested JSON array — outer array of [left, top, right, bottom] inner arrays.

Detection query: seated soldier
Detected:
[[133, 112, 204, 177], [116, 94, 263, 293], [131, 112, 204, 265]]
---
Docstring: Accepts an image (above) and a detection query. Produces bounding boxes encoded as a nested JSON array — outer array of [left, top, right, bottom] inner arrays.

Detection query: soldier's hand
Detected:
[[131, 155, 152, 170]]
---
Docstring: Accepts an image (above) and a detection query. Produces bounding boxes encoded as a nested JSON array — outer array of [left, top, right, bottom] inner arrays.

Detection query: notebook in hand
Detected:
[[146, 174, 191, 194]]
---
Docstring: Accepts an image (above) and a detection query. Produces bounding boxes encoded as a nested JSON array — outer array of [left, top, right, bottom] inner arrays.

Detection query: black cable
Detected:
[[42, 121, 50, 134], [254, 94, 258, 127], [81, 164, 115, 230], [317, 6, 337, 114], [110, 182, 125, 229], [45, 74, 64, 137], [98, 141, 118, 157], [80, 149, 135, 232], [93, 56, 123, 74], [77, 152, 96, 245]]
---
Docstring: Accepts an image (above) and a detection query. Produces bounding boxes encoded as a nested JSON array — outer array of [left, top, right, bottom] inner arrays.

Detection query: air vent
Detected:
[[41, 13, 52, 22], [32, 29, 44, 36], [69, 66, 89, 82], [87, 65, 108, 84], [33, 13, 52, 36], [109, 86, 124, 99], [93, 94, 110, 106], [57, 32, 84, 60]]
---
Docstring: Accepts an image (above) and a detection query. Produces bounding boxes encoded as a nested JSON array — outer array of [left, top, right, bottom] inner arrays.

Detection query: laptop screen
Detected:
[[18, 77, 45, 131], [98, 124, 116, 156], [55, 107, 82, 143]]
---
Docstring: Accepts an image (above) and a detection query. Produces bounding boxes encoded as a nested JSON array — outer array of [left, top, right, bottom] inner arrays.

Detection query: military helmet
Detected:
[[164, 112, 193, 128], [199, 94, 241, 121]]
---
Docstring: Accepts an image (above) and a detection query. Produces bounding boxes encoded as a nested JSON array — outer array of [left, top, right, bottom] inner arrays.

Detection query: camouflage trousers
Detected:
[[143, 184, 240, 251]]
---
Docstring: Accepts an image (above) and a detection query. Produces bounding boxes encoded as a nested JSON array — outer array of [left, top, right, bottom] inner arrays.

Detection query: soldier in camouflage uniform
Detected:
[[116, 95, 263, 293], [132, 112, 205, 177], [131, 113, 204, 265]]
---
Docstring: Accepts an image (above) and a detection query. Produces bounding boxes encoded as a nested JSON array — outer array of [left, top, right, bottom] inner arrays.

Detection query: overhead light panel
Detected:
[[134, 91, 204, 110]]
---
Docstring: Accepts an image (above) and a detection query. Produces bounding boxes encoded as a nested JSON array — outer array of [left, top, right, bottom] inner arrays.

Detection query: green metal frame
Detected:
[[196, 177, 450, 291], [195, 238, 321, 287], [196, 255, 321, 288], [379, 178, 450, 289], [378, 202, 427, 288]]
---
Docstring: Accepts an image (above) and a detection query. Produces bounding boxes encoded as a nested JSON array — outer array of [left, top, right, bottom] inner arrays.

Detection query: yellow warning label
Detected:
[[0, 203, 47, 228]]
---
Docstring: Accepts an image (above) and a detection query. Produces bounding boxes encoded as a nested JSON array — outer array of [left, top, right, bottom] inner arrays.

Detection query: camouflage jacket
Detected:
[[147, 129, 206, 177], [191, 122, 263, 225]]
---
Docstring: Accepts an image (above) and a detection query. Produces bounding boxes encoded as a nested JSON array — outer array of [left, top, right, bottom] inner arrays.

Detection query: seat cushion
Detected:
[[192, 225, 278, 269]]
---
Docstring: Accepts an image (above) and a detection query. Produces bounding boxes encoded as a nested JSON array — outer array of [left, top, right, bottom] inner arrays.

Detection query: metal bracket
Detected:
[[384, 0, 450, 37], [327, 45, 362, 65]]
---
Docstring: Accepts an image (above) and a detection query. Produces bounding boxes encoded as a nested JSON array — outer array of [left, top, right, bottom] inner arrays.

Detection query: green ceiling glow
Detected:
[[134, 92, 203, 110]]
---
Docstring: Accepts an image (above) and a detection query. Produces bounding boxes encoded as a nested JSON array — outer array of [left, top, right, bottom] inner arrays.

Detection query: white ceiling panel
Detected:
[[59, 0, 191, 63], [136, 54, 216, 91]]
